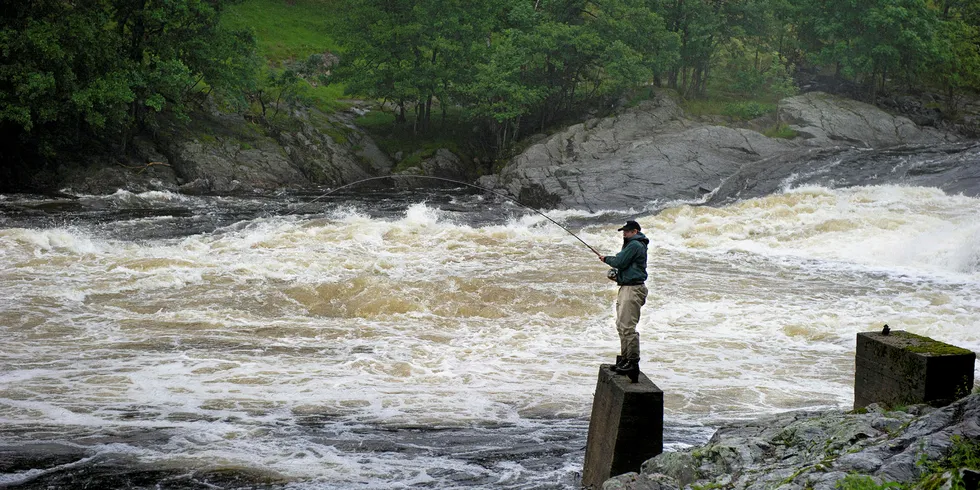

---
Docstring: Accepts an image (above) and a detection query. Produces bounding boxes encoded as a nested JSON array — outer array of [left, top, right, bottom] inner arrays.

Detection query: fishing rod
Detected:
[[281, 174, 603, 257]]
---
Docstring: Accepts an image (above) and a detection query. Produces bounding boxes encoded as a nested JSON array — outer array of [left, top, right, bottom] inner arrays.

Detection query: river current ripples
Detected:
[[0, 183, 978, 488]]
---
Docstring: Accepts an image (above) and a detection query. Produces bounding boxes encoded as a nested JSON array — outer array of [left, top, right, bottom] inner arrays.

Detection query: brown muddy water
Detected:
[[1, 184, 978, 488]]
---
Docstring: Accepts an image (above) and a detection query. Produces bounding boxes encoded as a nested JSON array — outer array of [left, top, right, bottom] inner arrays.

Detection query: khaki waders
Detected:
[[616, 284, 648, 360]]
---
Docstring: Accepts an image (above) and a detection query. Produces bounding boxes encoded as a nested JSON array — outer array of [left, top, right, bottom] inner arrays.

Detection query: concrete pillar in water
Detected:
[[582, 365, 663, 489], [855, 330, 976, 410]]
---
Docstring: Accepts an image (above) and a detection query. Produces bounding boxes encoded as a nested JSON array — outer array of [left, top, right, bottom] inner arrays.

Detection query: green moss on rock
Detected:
[[893, 331, 974, 356]]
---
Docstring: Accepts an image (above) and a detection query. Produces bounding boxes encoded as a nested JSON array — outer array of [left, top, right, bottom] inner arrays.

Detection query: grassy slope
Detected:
[[222, 0, 340, 63], [222, 0, 347, 111]]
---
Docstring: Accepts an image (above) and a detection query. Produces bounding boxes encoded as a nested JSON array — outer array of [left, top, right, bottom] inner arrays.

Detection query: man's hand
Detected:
[[598, 255, 605, 263]]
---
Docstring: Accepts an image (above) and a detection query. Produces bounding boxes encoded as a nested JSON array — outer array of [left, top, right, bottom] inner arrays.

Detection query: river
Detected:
[[1, 179, 978, 488]]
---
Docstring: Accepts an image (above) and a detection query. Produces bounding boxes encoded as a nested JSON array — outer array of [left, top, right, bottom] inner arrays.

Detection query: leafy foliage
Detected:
[[722, 101, 776, 120], [835, 436, 980, 490], [0, 0, 257, 183], [3, 0, 980, 185], [331, 0, 678, 153]]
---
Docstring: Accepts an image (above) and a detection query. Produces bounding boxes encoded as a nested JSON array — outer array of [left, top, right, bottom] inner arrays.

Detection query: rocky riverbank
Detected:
[[482, 91, 975, 210], [53, 102, 397, 196], [41, 89, 980, 204], [604, 394, 980, 490]]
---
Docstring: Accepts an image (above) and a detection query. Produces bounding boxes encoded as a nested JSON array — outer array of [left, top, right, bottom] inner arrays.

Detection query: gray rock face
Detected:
[[708, 142, 980, 205], [779, 92, 958, 148], [420, 148, 469, 180], [393, 148, 471, 187], [162, 106, 394, 195], [491, 92, 963, 209], [58, 105, 395, 196], [493, 93, 799, 209], [605, 395, 980, 490], [57, 137, 179, 195]]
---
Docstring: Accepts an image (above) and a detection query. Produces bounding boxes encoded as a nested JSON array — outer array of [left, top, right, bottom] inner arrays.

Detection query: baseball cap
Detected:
[[617, 220, 641, 231]]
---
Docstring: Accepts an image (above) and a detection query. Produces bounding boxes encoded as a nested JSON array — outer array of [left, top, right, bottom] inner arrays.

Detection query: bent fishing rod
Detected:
[[282, 174, 603, 257]]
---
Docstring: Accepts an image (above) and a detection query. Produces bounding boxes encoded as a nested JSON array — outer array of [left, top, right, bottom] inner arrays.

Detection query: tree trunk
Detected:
[[870, 69, 878, 105], [423, 95, 432, 133], [414, 102, 421, 135]]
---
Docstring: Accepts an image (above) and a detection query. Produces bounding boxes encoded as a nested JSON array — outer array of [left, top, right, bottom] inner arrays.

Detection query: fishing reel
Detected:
[[606, 268, 618, 281]]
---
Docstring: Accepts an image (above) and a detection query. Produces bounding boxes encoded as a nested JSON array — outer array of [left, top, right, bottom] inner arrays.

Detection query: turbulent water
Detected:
[[1, 180, 978, 489]]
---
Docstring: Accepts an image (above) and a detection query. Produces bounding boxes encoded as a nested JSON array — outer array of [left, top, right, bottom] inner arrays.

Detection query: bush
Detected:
[[835, 475, 903, 490], [764, 123, 798, 139], [722, 101, 776, 120]]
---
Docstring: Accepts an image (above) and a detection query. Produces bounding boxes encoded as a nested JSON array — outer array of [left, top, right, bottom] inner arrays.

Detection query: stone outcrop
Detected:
[[486, 92, 964, 210], [58, 104, 395, 195], [56, 136, 181, 195], [163, 105, 395, 195], [706, 141, 980, 205], [778, 92, 957, 148], [482, 93, 799, 209], [393, 148, 473, 187], [603, 394, 980, 490], [56, 91, 972, 202]]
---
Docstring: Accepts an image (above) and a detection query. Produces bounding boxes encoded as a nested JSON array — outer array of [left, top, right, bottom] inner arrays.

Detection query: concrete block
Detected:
[[582, 365, 663, 489], [854, 330, 976, 410]]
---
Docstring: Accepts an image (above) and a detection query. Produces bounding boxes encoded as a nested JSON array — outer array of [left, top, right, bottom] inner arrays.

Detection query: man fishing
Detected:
[[598, 220, 649, 382]]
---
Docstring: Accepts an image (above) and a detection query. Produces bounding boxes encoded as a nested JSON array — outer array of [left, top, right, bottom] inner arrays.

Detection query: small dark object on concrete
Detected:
[[882, 324, 890, 335]]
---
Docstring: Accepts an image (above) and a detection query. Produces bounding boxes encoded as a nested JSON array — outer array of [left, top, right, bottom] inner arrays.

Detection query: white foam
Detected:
[[0, 227, 109, 255], [2, 184, 979, 484], [644, 185, 980, 280], [73, 189, 194, 205]]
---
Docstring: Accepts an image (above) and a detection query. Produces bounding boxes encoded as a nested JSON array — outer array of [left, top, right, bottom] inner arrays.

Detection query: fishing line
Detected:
[[278, 175, 602, 257]]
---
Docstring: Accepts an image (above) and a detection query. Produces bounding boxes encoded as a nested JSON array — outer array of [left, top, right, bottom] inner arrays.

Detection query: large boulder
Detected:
[[56, 136, 180, 194], [778, 92, 959, 147], [387, 148, 474, 189], [488, 91, 962, 210], [484, 92, 799, 210], [163, 111, 308, 194]]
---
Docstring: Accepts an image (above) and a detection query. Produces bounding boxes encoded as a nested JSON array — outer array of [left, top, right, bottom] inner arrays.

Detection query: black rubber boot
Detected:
[[613, 358, 640, 383], [609, 355, 627, 370]]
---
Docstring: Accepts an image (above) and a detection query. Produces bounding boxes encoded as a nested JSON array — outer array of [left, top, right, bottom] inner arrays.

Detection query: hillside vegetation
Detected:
[[222, 0, 340, 63], [1, 0, 978, 189]]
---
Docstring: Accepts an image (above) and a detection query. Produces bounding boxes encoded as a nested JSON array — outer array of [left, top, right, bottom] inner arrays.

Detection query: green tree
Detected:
[[651, 0, 779, 97], [0, 0, 256, 184], [332, 0, 498, 134], [796, 0, 942, 103], [334, 0, 677, 153], [931, 1, 980, 115]]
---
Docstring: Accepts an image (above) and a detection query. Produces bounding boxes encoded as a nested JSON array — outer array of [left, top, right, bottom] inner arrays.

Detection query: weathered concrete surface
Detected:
[[855, 330, 975, 410], [584, 365, 664, 490], [486, 91, 966, 210], [603, 394, 980, 490]]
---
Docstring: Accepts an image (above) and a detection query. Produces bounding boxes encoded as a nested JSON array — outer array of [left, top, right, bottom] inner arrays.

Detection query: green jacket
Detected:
[[603, 232, 649, 286]]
